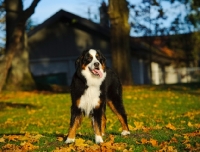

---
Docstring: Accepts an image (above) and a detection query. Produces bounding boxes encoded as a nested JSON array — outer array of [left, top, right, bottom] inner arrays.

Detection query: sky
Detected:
[[25, 0, 105, 24], [1, 0, 142, 47], [24, 0, 142, 24], [0, 0, 188, 47]]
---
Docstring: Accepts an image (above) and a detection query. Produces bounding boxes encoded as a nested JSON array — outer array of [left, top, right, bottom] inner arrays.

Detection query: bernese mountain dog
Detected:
[[65, 49, 130, 144]]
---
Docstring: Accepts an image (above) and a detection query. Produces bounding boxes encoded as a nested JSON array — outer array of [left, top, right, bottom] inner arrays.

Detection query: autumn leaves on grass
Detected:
[[0, 85, 200, 151]]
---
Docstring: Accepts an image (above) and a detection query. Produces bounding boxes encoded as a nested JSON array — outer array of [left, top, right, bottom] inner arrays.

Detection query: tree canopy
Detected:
[[129, 0, 200, 36]]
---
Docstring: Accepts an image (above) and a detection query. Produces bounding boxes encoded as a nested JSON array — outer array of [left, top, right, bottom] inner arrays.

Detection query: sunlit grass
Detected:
[[0, 83, 200, 151]]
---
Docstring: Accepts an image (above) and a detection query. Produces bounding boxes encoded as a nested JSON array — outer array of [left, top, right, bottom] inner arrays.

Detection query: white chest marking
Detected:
[[79, 86, 101, 117]]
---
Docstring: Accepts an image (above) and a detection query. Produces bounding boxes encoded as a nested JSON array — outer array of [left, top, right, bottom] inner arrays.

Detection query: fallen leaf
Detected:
[[185, 144, 192, 149], [134, 121, 144, 130], [2, 143, 19, 150], [141, 138, 148, 144], [188, 122, 193, 127], [57, 137, 63, 142], [0, 137, 5, 143], [170, 137, 178, 143], [128, 124, 135, 131], [21, 142, 39, 151], [183, 130, 200, 138], [6, 135, 19, 141], [166, 123, 176, 130], [167, 146, 177, 152], [113, 142, 127, 151], [149, 138, 158, 147], [75, 138, 88, 147]]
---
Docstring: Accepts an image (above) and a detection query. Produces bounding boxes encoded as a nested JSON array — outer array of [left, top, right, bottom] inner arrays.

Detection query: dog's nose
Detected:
[[94, 62, 99, 68]]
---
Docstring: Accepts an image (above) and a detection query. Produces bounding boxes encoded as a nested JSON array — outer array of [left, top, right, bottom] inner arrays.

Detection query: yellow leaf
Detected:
[[128, 124, 135, 131], [57, 137, 63, 142], [134, 121, 144, 130], [32, 134, 43, 140], [125, 95, 132, 99], [149, 138, 158, 147], [2, 144, 18, 150], [167, 146, 177, 152], [188, 122, 193, 127], [166, 123, 176, 130], [21, 142, 39, 151], [6, 135, 19, 141], [113, 142, 127, 151], [185, 144, 192, 149], [141, 138, 148, 144], [154, 124, 162, 130], [109, 134, 115, 142], [75, 138, 88, 147], [194, 123, 200, 128], [0, 137, 5, 143], [100, 135, 115, 150]]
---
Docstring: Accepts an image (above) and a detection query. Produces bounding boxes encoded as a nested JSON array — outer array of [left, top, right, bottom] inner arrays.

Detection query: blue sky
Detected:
[[23, 0, 188, 35], [24, 0, 142, 24], [24, 0, 108, 24], [0, 0, 187, 46], [1, 0, 143, 46]]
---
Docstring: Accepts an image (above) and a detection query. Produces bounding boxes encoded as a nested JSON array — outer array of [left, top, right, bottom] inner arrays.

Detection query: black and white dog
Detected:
[[65, 49, 130, 144]]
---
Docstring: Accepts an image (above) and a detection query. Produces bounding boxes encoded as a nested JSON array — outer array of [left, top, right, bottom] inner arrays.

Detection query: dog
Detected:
[[65, 49, 130, 144]]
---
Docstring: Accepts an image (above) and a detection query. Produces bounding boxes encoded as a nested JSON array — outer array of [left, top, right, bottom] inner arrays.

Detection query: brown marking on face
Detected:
[[95, 53, 100, 60], [102, 62, 106, 72], [81, 64, 87, 70], [67, 115, 82, 139], [107, 101, 129, 131]]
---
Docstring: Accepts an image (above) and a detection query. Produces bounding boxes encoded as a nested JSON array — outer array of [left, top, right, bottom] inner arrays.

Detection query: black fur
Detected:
[[66, 49, 129, 144]]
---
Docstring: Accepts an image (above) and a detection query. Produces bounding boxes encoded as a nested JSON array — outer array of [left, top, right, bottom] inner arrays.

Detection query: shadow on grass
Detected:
[[0, 101, 38, 110], [36, 83, 70, 93]]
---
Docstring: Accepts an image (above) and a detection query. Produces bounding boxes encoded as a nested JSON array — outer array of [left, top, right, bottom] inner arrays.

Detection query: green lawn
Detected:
[[0, 83, 200, 151]]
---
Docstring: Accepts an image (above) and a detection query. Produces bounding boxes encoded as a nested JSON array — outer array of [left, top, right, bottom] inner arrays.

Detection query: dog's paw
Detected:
[[121, 130, 130, 136], [65, 138, 75, 144], [95, 135, 103, 144]]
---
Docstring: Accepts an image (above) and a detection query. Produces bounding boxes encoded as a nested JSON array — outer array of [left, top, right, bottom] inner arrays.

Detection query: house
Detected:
[[28, 9, 112, 86], [28, 9, 199, 86]]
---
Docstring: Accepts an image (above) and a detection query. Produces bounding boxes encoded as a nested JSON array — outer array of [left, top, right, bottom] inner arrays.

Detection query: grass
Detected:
[[0, 83, 200, 151]]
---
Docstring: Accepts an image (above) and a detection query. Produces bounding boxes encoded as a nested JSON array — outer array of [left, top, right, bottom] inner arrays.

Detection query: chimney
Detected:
[[99, 1, 109, 27]]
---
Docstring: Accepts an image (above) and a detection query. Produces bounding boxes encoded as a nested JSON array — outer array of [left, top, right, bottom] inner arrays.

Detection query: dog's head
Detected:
[[76, 49, 106, 79]]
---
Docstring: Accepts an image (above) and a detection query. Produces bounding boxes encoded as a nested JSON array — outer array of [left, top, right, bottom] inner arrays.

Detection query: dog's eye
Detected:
[[87, 56, 93, 62], [96, 55, 100, 60]]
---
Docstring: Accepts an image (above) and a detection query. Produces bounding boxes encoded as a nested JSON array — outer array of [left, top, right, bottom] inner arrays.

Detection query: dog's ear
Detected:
[[101, 53, 106, 63], [75, 55, 83, 69], [75, 50, 89, 68]]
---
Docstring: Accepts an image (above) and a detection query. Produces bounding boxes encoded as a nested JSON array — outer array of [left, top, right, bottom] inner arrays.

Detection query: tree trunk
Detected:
[[0, 0, 40, 92], [0, 27, 23, 92], [5, 33, 35, 91], [108, 0, 133, 85]]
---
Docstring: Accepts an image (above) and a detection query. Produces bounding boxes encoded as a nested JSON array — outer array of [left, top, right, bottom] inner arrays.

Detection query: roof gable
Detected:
[[28, 9, 110, 37]]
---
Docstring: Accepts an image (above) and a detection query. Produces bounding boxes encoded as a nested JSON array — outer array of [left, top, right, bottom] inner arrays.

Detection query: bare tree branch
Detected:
[[23, 0, 41, 21]]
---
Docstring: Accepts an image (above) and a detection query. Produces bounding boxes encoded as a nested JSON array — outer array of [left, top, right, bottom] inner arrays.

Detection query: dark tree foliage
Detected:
[[129, 0, 200, 36], [129, 0, 200, 66]]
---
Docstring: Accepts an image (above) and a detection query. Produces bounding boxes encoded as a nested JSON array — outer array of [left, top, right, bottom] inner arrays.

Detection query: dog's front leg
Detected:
[[65, 107, 82, 144], [92, 109, 104, 144]]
